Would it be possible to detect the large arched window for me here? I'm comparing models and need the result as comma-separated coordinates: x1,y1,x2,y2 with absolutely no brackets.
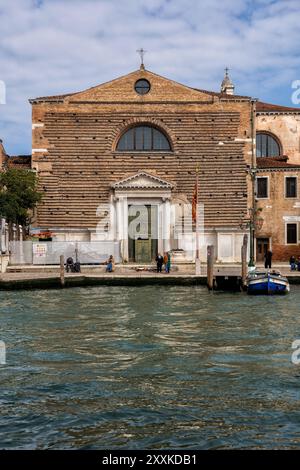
256,132,281,157
116,126,171,151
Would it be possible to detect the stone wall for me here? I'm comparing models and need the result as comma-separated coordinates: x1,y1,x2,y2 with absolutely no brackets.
256,169,300,261
257,113,300,164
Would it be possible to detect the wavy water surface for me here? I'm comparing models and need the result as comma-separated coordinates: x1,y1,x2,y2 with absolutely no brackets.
0,285,300,449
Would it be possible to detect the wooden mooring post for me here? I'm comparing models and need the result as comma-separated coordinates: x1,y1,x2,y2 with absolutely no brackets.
207,245,215,290
75,242,79,263
60,255,65,287
241,234,248,290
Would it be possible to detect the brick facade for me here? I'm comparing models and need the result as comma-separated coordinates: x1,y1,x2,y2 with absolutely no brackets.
30,69,253,234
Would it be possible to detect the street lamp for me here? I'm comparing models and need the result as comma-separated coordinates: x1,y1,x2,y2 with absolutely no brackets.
239,207,263,268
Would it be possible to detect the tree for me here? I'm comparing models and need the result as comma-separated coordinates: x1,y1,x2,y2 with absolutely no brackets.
0,169,42,225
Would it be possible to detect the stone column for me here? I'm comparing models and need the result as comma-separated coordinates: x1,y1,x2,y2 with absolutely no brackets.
18,225,23,242
117,196,128,262
163,198,171,252
157,202,163,254
0,218,5,253
12,224,17,241
122,197,129,262
109,196,116,242
115,197,121,241
5,223,9,255
19,224,24,264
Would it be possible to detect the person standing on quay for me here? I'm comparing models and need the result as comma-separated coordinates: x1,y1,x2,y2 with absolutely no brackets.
165,252,171,274
264,250,272,269
290,255,296,271
156,253,163,273
163,252,168,272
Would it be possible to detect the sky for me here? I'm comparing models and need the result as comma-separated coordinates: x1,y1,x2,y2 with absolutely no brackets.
1,0,300,155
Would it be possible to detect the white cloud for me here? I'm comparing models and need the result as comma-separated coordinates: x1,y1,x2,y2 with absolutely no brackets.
0,0,300,154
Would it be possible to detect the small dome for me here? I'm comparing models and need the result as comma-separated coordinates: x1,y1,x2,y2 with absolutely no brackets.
221,68,235,95
221,75,233,88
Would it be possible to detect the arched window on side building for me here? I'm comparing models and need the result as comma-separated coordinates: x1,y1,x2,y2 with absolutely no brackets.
256,132,281,157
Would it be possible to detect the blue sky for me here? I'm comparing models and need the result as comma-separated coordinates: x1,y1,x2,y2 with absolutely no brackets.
1,0,300,155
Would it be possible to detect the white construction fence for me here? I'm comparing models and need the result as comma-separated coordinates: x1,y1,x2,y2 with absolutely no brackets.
9,241,121,265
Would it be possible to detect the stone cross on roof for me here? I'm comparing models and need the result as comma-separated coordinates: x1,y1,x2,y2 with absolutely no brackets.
136,48,147,70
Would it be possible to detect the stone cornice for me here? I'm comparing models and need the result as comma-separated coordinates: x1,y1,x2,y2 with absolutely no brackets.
256,167,300,173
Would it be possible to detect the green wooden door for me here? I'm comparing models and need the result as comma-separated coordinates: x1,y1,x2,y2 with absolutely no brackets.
128,204,158,262
135,239,152,263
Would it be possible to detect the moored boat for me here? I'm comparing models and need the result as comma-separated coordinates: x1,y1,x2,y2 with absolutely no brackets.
247,270,290,295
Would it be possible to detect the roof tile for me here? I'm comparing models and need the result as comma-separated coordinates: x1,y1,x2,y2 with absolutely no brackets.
257,157,300,170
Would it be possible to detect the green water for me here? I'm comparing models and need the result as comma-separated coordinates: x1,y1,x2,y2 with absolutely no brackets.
0,285,300,449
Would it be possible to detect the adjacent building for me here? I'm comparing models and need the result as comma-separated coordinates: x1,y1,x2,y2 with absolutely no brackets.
0,139,31,171
256,102,300,261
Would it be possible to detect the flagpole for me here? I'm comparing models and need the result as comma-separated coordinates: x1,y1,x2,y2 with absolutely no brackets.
195,165,201,275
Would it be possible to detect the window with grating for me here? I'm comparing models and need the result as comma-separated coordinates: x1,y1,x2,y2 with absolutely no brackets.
117,126,171,151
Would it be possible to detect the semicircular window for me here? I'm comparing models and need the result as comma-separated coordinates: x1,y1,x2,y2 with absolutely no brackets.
117,126,171,151
256,132,280,157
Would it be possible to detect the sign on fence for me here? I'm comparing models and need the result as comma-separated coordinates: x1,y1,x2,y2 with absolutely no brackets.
33,243,47,257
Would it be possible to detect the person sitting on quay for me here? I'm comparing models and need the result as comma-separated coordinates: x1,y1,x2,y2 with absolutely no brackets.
156,253,163,273
297,256,300,272
106,255,115,273
66,257,75,273
65,257,81,273
290,255,297,271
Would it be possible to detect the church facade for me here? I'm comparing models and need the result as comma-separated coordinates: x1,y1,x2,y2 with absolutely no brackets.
28,66,300,263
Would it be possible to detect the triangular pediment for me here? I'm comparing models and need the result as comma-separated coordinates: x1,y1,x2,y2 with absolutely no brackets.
68,69,214,103
31,69,216,103
112,171,174,190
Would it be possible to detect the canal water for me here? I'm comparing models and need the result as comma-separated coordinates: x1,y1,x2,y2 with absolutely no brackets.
0,285,300,449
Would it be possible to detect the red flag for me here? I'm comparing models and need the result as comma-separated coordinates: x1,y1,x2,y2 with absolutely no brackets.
192,180,197,224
